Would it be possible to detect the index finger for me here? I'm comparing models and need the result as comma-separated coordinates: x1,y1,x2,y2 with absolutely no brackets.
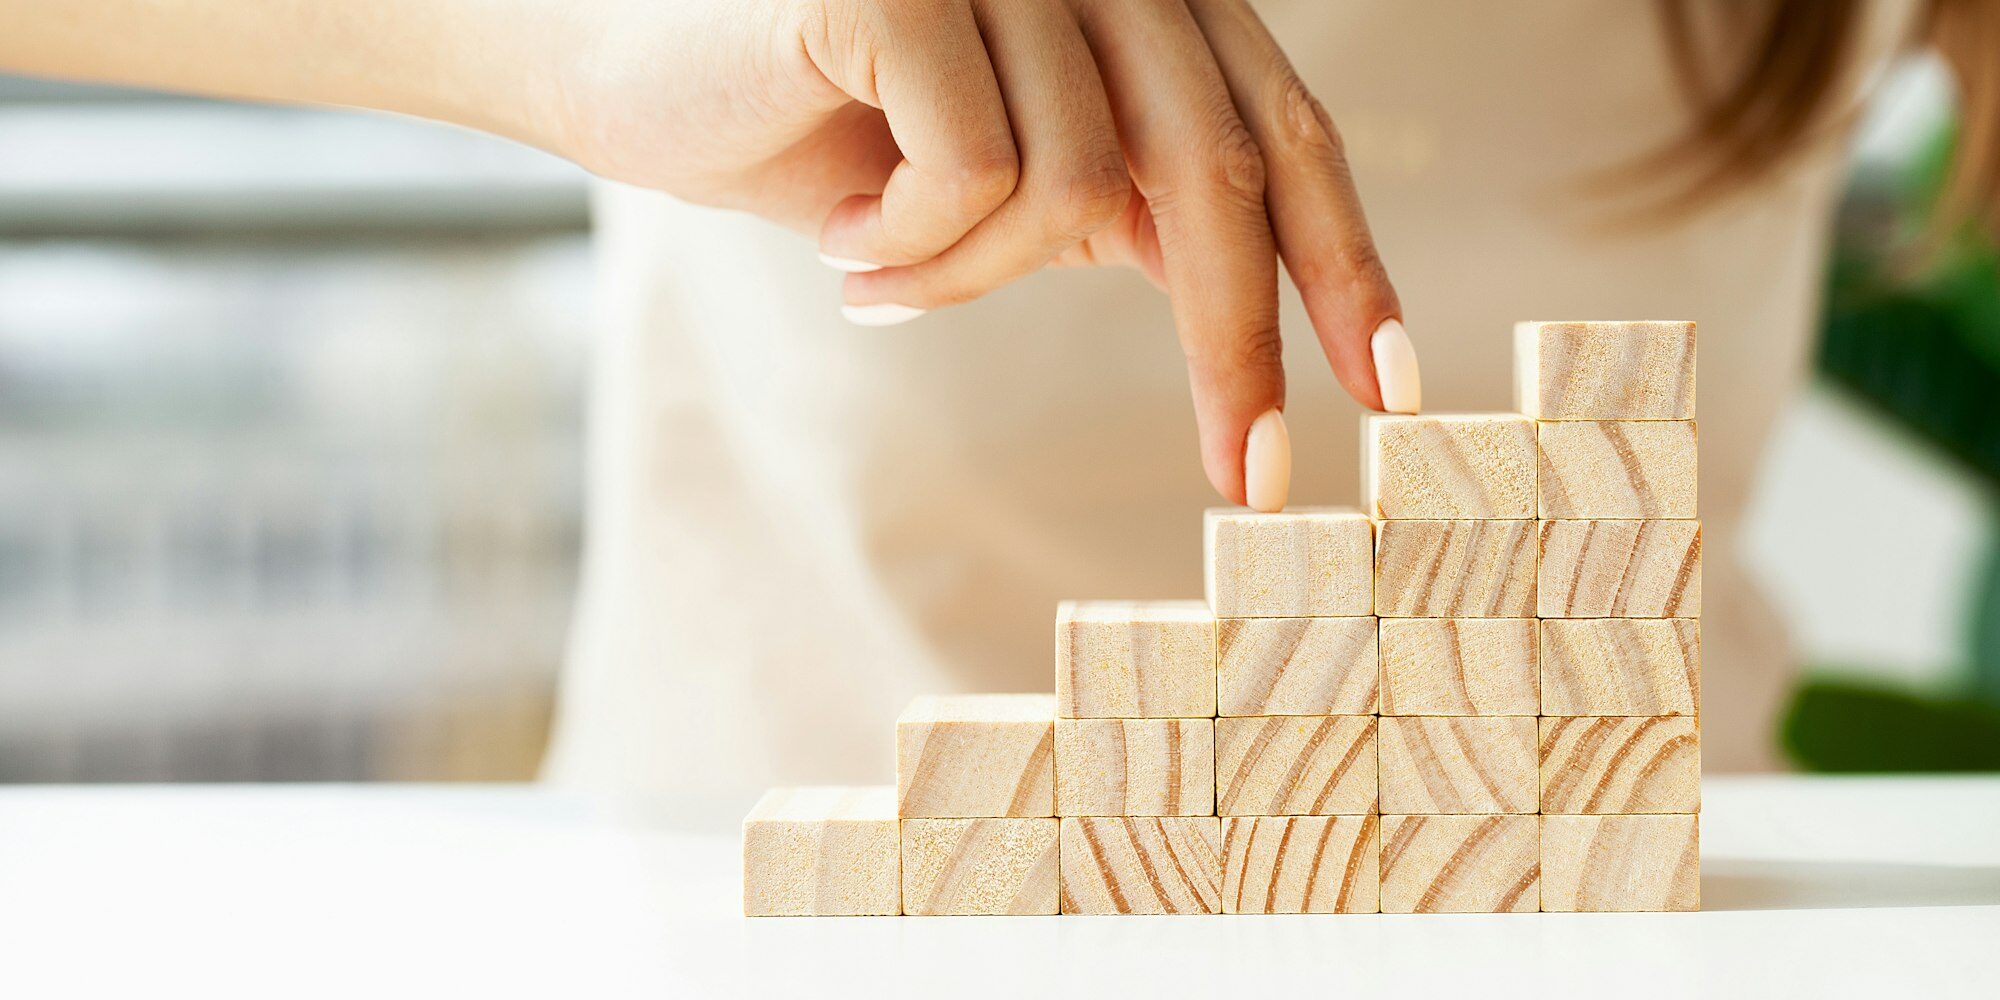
1184,0,1420,413
1074,0,1287,509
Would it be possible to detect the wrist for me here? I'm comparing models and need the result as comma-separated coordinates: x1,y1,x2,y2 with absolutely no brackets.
415,1,592,157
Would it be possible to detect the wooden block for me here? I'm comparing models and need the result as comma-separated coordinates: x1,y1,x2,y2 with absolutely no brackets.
900,818,1060,915
1378,618,1538,715
1055,718,1215,816
1215,715,1377,816
1056,600,1215,718
1379,814,1540,913
1221,816,1380,914
1377,716,1538,814
1363,413,1537,519
1541,619,1699,715
1541,814,1700,912
1537,421,1698,519
1375,519,1537,617
1204,507,1373,617
1059,817,1223,914
742,786,900,916
1540,716,1701,814
1514,320,1696,420
1217,616,1378,716
1538,519,1701,617
896,694,1055,818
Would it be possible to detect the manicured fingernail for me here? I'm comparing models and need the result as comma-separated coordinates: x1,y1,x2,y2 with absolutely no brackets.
819,253,883,273
841,303,926,327
1243,408,1291,513
1371,318,1422,413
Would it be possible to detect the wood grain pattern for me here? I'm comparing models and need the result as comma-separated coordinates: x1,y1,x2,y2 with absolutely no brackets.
1537,421,1698,519
1378,814,1540,913
1217,616,1378,716
1377,716,1538,814
1055,718,1215,817
1056,600,1216,718
1221,816,1380,913
743,786,901,916
1540,716,1701,814
1538,519,1701,617
1514,320,1695,420
1059,817,1223,914
897,694,1055,818
1215,715,1378,816
1541,814,1700,912
1364,413,1538,519
1205,507,1374,617
901,818,1060,916
1541,619,1700,716
1378,618,1538,715
1375,519,1537,618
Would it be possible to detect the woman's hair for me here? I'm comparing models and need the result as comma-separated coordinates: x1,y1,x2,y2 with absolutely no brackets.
1635,0,1999,233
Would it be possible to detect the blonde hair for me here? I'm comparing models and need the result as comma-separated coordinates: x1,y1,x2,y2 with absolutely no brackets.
1628,0,2000,234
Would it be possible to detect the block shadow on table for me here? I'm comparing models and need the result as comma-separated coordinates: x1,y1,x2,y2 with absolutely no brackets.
1703,858,2000,910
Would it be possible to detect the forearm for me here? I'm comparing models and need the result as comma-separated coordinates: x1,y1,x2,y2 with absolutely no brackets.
0,0,576,148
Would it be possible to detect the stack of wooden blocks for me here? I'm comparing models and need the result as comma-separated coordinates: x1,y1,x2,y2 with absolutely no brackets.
744,321,1700,917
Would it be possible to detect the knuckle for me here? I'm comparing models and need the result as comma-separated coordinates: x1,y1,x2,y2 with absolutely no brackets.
944,149,1021,213
1274,74,1345,160
1293,236,1395,310
1199,116,1267,202
1045,157,1132,239
1193,317,1285,383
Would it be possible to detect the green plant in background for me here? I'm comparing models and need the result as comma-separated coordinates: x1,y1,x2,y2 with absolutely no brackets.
1788,123,2000,770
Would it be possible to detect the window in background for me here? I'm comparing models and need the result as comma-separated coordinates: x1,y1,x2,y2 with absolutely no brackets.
0,79,591,780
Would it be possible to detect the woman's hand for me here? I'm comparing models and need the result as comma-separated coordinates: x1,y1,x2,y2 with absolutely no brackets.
0,0,1421,511
550,0,1421,510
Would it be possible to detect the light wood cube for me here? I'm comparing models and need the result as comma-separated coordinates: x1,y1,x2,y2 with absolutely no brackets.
1379,814,1540,913
1217,616,1378,716
1215,715,1377,816
1378,618,1538,715
1056,600,1215,718
743,786,901,916
1378,716,1538,814
1541,619,1699,715
1060,817,1223,914
1541,814,1700,912
1204,507,1374,617
1055,718,1215,816
1537,421,1698,519
1363,413,1537,519
1514,320,1696,420
901,818,1060,916
1375,519,1537,617
897,694,1055,818
1541,716,1701,814
1538,519,1701,617
1222,816,1381,913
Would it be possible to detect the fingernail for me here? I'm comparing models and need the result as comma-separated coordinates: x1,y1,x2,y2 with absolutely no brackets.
1243,408,1291,513
841,303,926,327
820,253,883,273
1370,318,1422,413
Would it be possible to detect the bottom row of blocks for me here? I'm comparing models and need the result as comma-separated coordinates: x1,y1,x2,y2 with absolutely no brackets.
744,789,1699,915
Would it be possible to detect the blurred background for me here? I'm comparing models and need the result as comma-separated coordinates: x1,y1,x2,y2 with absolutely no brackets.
0,77,589,780
2,50,1997,783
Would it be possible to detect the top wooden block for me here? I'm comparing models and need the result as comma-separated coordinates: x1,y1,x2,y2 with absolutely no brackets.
1205,507,1373,617
1056,600,1216,717
1363,413,1536,519
1514,321,1696,420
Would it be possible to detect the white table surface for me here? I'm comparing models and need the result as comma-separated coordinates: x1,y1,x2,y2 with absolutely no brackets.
4,777,1998,999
